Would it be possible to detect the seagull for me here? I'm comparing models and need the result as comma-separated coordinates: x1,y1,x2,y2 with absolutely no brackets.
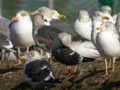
30,7,77,37
21,50,61,89
0,33,16,61
74,10,92,40
31,13,63,51
52,32,99,75
91,11,104,46
92,20,120,75
9,10,35,64
58,33,101,58
100,5,115,23
115,13,120,33
0,12,11,61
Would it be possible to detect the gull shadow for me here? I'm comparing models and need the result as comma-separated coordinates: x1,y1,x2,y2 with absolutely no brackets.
99,80,120,90
0,67,22,75
12,81,57,90
66,69,105,89
11,81,31,90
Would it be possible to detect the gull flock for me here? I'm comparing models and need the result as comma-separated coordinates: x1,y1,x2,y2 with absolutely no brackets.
0,5,120,89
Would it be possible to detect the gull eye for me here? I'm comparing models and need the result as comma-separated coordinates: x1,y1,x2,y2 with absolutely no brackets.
44,19,48,22
96,14,99,16
105,25,108,28
21,13,27,16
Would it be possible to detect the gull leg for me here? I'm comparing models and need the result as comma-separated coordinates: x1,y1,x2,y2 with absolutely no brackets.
105,59,108,75
1,49,5,61
39,49,43,55
108,59,111,68
74,65,78,72
67,66,72,76
112,58,115,72
17,47,21,64
26,46,30,54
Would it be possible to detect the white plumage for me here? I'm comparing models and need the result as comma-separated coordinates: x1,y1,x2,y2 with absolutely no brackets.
74,10,92,40
9,10,35,49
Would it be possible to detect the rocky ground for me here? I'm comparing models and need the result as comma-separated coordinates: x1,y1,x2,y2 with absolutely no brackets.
0,58,120,90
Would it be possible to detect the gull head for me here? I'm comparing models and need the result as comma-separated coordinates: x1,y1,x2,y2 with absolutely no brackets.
12,10,30,21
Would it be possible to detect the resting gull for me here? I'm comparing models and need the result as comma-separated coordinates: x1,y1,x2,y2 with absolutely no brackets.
52,32,98,75
21,50,61,89
74,10,92,40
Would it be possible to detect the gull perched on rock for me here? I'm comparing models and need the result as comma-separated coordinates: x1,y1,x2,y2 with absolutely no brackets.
9,10,35,64
74,10,92,40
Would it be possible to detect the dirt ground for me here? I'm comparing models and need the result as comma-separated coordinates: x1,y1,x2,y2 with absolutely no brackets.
0,58,120,90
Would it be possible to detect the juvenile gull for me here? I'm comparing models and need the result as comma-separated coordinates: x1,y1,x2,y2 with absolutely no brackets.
22,50,60,89
52,32,99,75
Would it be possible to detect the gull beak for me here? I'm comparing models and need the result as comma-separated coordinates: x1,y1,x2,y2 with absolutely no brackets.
109,10,116,14
12,17,19,21
29,12,35,16
58,14,66,19
103,16,110,20
17,56,25,60
96,27,103,30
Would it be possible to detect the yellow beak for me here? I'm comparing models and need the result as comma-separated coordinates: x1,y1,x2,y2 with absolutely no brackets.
58,14,66,19
12,17,19,21
96,27,103,30
29,12,35,16
17,56,25,60
103,16,110,20
109,10,116,14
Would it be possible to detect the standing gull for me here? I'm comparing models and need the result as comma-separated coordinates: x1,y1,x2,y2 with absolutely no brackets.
0,33,15,62
0,12,11,61
92,20,120,75
9,10,35,64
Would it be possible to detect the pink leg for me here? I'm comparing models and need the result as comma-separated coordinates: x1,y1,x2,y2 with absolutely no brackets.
1,49,5,61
